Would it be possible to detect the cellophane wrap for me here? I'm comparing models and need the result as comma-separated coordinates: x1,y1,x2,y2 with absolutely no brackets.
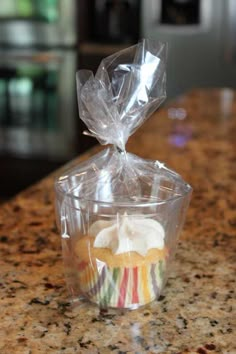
75,39,167,202
55,39,192,309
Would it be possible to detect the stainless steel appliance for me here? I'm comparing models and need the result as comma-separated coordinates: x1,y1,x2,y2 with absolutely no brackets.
0,0,81,198
0,0,76,47
0,49,77,159
141,0,236,99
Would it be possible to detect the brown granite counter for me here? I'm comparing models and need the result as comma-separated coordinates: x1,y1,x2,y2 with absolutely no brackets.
0,89,235,354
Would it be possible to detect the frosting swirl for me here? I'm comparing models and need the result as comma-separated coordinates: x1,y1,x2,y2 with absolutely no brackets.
90,214,165,257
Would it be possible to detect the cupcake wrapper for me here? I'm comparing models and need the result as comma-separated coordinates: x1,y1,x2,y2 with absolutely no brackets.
77,259,166,308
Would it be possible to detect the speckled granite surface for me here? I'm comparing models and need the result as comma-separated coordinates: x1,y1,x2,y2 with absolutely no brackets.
0,89,235,354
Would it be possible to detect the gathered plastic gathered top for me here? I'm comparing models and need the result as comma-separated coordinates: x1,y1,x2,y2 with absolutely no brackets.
66,39,171,204
77,39,167,151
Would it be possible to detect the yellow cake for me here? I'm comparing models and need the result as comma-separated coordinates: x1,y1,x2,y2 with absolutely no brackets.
75,234,168,308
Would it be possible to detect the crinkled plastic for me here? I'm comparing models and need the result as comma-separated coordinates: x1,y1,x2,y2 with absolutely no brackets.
74,39,168,202
55,39,192,310
77,39,167,151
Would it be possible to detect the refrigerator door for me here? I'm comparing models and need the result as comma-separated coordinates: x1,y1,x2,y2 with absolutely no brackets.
141,0,236,99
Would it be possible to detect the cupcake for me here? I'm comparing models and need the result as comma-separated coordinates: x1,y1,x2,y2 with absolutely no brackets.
75,214,168,308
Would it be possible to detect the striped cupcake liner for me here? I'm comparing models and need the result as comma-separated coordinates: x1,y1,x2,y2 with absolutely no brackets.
77,259,166,308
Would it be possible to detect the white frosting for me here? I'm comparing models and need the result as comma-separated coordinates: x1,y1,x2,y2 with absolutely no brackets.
90,214,165,257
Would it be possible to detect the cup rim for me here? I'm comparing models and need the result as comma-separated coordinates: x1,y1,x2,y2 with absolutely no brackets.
55,179,192,208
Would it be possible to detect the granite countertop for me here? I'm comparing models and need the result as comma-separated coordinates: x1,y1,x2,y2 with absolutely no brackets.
0,89,235,354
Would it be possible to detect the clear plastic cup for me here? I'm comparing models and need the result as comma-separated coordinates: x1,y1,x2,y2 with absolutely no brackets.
55,166,192,310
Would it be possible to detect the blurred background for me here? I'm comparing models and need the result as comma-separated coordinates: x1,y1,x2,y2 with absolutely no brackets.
0,0,235,200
